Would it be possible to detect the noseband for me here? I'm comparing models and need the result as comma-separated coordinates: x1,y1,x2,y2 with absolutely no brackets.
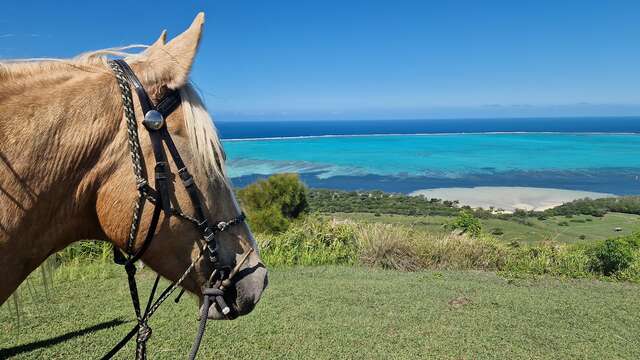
102,59,248,360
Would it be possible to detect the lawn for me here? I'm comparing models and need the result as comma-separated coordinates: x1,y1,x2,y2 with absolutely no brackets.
2,266,639,359
328,212,640,244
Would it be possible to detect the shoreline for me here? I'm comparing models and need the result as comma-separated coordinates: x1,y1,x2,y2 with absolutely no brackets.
409,186,615,212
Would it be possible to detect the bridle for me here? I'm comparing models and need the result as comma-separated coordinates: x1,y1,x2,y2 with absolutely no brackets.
102,59,250,360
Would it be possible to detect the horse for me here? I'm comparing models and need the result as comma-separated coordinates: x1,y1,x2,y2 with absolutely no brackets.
0,11,268,329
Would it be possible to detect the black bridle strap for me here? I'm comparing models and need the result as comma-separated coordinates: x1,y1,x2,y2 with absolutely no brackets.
105,59,249,360
149,132,172,214
112,59,154,114
129,202,162,264
113,59,172,214
156,90,181,117
161,128,205,218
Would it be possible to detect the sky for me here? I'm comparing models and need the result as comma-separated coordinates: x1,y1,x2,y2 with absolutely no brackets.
2,1,640,121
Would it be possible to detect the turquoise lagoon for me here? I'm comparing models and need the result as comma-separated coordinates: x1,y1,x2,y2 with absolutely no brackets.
222,133,640,195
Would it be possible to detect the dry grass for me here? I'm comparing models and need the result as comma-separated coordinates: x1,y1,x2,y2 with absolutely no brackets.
413,232,507,271
354,222,507,272
355,223,421,271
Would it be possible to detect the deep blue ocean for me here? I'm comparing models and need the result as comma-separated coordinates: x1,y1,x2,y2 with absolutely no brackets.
216,118,640,195
217,117,639,139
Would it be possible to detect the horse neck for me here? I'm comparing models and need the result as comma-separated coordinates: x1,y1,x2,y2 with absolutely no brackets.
0,63,123,303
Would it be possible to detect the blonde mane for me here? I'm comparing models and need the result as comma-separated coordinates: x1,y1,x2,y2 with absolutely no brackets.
179,84,228,183
0,46,228,184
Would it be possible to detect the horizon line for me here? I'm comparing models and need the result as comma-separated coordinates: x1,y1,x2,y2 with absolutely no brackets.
222,131,640,142
215,114,640,123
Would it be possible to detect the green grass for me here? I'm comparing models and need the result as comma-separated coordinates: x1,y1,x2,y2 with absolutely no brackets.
328,212,640,244
2,266,639,359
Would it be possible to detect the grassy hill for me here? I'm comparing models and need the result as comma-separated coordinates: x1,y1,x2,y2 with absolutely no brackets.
328,211,640,244
2,266,639,359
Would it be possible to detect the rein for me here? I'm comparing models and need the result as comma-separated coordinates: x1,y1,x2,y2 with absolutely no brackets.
102,59,248,360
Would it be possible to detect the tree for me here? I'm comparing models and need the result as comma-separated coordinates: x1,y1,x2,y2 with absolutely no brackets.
237,173,309,233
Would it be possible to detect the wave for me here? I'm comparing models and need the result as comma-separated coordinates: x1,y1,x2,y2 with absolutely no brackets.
221,131,640,142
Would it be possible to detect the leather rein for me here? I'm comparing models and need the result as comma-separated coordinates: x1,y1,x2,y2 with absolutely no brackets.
102,59,249,360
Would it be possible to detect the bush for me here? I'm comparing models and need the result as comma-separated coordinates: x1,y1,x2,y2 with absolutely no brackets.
588,233,640,276
414,233,507,271
356,223,421,271
445,210,483,237
503,242,590,278
257,217,357,266
55,241,112,264
238,173,309,233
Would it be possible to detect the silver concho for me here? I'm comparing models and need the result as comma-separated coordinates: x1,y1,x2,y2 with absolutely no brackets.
143,110,165,130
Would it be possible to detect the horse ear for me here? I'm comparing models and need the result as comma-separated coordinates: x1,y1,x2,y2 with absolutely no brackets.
149,30,167,48
139,12,204,89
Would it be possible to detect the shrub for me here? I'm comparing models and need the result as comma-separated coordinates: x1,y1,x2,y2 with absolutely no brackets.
238,173,309,233
257,217,357,266
56,240,112,264
445,210,483,237
414,232,507,271
615,251,640,281
356,223,421,271
503,241,590,278
588,233,640,276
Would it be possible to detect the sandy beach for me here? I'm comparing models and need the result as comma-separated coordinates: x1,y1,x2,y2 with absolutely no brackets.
410,186,615,212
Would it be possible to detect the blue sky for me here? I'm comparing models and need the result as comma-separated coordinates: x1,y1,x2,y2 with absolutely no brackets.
2,1,640,121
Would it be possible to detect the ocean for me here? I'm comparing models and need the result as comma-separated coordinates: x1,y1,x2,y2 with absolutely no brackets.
216,118,640,195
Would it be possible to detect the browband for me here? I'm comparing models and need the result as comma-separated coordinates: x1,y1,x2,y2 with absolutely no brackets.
112,59,181,117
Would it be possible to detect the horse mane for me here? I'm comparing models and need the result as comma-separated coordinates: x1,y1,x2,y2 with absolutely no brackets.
178,84,228,183
0,46,228,184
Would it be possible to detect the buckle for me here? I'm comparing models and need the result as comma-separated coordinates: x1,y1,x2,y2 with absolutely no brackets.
202,223,216,243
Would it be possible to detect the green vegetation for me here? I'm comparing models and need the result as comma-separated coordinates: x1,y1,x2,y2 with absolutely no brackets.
444,210,483,237
330,211,640,244
237,173,308,233
309,188,640,229
258,217,357,266
547,196,640,217
309,189,460,216
250,214,640,282
588,233,640,279
2,267,639,359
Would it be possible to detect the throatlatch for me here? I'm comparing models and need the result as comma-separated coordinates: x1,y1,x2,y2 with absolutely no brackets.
103,59,249,360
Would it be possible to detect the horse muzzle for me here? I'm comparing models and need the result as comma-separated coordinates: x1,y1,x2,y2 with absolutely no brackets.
202,259,268,320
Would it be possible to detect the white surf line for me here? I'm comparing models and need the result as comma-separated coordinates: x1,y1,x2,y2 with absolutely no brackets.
221,131,640,142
